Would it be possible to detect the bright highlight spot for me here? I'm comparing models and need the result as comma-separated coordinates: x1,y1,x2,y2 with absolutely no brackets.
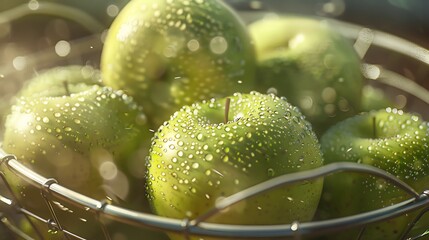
55,40,71,57
187,39,200,51
12,56,27,71
99,161,118,180
106,4,120,17
28,0,40,10
289,33,305,49
210,36,228,55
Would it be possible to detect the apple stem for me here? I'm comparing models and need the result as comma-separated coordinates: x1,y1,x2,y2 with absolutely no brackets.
224,97,231,124
372,116,377,138
63,81,70,96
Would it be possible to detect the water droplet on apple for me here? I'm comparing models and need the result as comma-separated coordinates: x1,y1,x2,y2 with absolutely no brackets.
205,154,213,161
267,168,275,177
196,133,204,141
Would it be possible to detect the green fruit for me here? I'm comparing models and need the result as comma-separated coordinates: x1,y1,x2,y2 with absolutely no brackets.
2,65,150,238
16,65,102,98
319,108,429,239
146,91,323,240
101,0,256,129
249,16,364,135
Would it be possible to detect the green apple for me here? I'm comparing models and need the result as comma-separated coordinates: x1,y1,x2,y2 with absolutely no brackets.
2,65,150,238
249,16,364,135
2,65,102,138
101,0,256,129
146,91,324,240
318,108,429,239
16,65,102,98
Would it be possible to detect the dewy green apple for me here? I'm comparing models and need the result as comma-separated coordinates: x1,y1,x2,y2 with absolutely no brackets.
16,65,102,98
2,65,151,238
4,65,151,199
146,91,324,240
319,108,429,239
249,16,364,135
101,0,256,129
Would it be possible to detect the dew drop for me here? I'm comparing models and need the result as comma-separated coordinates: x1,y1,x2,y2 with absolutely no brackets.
205,154,213,161
197,133,204,140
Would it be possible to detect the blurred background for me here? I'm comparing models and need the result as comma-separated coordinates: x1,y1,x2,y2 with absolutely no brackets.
227,0,429,48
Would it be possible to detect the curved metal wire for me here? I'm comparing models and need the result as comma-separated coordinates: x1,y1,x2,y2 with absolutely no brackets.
1,149,429,239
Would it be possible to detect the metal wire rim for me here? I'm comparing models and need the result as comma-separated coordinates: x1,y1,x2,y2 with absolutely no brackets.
1,148,429,239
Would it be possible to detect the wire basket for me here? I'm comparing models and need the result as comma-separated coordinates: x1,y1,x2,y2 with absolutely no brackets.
0,1,429,240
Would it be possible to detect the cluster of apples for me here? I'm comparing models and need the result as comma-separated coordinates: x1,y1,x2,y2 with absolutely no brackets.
1,0,429,239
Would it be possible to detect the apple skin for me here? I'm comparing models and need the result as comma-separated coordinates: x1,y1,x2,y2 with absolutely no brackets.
318,108,429,239
16,65,102,98
249,16,364,135
1,65,150,239
146,91,324,240
101,0,256,129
